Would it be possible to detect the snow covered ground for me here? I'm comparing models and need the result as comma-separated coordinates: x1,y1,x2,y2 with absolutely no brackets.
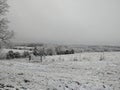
0,52,120,90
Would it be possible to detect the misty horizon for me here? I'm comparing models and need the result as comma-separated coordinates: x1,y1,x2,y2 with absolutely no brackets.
8,0,120,45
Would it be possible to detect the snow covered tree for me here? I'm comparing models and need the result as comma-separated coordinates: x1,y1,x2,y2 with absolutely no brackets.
0,0,14,48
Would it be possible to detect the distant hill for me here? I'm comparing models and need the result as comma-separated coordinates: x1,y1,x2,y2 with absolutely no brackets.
13,42,120,53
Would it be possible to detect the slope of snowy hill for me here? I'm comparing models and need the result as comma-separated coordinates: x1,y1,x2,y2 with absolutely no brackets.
0,52,120,90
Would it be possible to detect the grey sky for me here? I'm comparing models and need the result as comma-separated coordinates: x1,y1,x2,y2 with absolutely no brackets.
8,0,120,45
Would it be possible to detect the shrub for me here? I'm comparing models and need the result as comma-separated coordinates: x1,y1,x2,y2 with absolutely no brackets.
65,50,69,54
46,49,53,55
33,47,39,56
14,52,21,58
6,51,14,59
70,49,74,54
23,51,29,58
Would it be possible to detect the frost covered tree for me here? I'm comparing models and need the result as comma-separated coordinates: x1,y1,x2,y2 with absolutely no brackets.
0,0,14,48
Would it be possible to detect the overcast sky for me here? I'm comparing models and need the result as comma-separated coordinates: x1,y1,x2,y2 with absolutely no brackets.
8,0,120,45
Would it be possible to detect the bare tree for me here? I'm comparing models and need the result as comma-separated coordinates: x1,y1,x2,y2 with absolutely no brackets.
0,0,14,48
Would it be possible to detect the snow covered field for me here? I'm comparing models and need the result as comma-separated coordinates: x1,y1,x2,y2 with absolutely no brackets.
0,52,120,90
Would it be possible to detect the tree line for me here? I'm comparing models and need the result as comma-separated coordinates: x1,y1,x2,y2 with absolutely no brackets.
6,46,75,60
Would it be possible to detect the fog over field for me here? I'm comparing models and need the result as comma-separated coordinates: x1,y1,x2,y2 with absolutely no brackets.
8,0,120,45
